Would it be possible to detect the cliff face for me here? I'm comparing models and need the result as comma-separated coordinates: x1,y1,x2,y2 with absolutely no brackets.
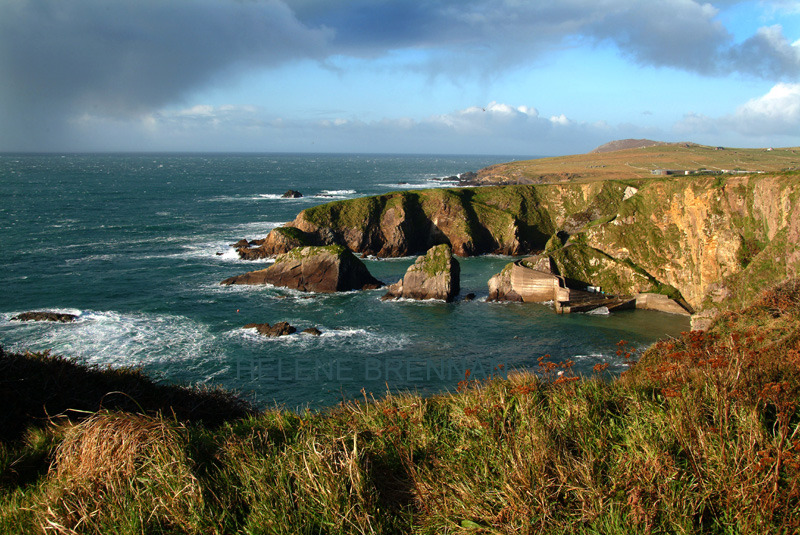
573,174,800,310
239,173,800,313
246,187,555,258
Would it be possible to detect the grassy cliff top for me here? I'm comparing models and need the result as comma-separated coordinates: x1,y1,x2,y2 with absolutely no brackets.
476,142,800,184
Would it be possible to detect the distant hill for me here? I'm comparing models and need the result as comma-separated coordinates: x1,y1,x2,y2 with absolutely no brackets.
468,142,800,185
590,139,669,153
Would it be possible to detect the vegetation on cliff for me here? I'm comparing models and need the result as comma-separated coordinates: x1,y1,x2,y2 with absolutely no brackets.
246,185,554,258
3,280,800,533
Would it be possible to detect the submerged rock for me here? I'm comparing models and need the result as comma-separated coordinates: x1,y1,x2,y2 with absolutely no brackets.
11,311,78,323
383,244,460,302
301,327,323,336
244,322,296,337
222,245,383,293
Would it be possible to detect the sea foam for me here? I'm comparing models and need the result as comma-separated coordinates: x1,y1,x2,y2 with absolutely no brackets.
1,309,220,370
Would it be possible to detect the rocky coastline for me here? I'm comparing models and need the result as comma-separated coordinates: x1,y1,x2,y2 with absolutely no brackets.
222,168,800,326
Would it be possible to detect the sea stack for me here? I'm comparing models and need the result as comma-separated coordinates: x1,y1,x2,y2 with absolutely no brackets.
221,245,383,293
383,244,460,302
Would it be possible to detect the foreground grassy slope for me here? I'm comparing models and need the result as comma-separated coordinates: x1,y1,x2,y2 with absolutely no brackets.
475,143,800,184
3,280,800,534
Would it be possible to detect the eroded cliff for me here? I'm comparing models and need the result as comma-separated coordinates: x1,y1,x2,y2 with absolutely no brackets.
240,187,555,258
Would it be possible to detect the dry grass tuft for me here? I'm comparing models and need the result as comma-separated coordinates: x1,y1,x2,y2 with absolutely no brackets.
41,411,203,534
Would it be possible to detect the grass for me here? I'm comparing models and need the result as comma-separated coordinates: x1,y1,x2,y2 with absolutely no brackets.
414,243,453,277
3,280,800,533
478,144,800,184
41,412,203,534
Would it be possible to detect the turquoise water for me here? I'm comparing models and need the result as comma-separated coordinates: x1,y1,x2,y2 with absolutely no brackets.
0,153,689,408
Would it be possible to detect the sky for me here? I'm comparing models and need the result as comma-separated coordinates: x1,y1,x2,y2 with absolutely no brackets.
1,0,799,156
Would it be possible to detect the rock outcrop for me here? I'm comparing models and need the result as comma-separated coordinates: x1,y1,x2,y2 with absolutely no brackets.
222,245,383,293
11,311,78,323
487,263,522,302
486,256,644,314
244,322,296,337
635,293,692,316
236,227,312,260
282,190,303,198
383,244,460,302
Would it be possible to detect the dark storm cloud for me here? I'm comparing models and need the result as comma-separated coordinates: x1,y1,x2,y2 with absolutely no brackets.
1,0,798,150
728,25,800,78
288,0,800,78
0,0,330,148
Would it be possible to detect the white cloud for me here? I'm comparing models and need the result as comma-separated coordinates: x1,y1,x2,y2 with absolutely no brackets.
736,82,800,131
765,1,800,14
549,114,572,126
675,82,800,140
67,100,618,154
4,0,800,152
177,105,215,117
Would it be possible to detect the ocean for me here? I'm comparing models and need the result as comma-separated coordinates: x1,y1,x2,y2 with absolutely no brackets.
0,153,689,409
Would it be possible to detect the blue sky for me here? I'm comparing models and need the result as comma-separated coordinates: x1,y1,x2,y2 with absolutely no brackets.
1,0,799,156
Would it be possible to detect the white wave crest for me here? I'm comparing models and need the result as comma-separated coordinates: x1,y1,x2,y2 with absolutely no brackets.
313,189,357,199
378,179,459,190
230,325,409,354
1,309,221,369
